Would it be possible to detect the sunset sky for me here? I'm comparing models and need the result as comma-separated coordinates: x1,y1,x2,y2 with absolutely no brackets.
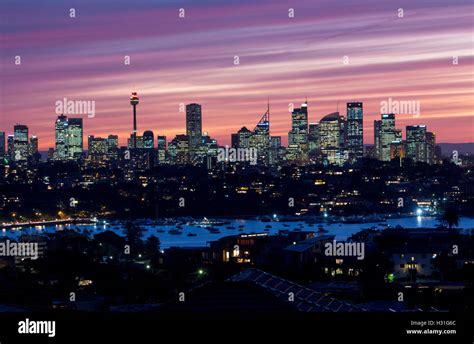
0,0,473,149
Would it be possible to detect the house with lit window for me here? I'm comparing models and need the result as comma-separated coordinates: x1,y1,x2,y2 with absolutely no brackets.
388,245,440,281
208,231,315,265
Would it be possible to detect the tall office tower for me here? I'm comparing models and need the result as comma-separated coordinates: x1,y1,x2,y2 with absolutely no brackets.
406,125,427,163
55,114,69,160
7,135,14,159
106,135,119,159
319,112,347,165
200,132,219,161
136,136,144,148
378,114,398,161
308,123,320,151
66,118,83,160
128,136,144,148
339,116,347,150
29,136,39,163
390,141,405,160
130,91,140,148
157,135,167,163
198,132,217,159
268,136,282,165
231,127,252,149
0,131,5,159
288,101,309,159
251,103,271,165
107,135,118,150
186,103,202,158
143,130,154,149
13,124,29,161
168,134,189,164
374,120,382,159
14,124,28,142
29,136,38,155
142,130,155,168
88,135,108,161
346,102,363,161
426,132,436,164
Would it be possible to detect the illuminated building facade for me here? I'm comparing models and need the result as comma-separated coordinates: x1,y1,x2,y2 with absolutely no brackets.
406,125,427,163
186,103,202,158
288,101,309,160
319,112,347,165
13,124,29,162
346,102,363,161
157,135,167,163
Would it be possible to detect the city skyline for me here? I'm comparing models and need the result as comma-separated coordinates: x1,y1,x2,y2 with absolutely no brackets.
0,96,445,168
0,1,473,337
0,96,461,152
1,0,473,150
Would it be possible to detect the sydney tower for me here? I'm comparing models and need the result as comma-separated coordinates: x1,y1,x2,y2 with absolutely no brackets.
130,91,139,148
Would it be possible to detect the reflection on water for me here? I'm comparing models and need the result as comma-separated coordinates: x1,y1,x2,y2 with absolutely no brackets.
2,216,474,249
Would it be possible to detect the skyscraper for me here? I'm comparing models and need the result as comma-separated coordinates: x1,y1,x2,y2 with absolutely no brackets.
377,114,400,161
319,112,347,165
390,141,405,160
251,104,270,165
346,102,363,161
308,123,320,151
157,135,167,163
29,136,38,155
143,130,154,149
374,120,382,160
231,127,252,149
169,134,189,164
186,103,202,158
54,115,83,160
288,101,309,160
88,135,108,161
200,132,219,161
13,124,28,142
107,135,119,149
67,118,83,160
54,115,68,160
29,136,39,163
128,136,144,149
7,135,14,160
406,125,427,163
426,131,436,164
130,91,140,148
269,136,282,165
13,124,29,161
106,135,119,160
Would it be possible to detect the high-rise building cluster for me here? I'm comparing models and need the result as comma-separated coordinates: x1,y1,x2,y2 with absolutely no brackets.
0,124,39,164
374,115,438,164
0,94,442,169
53,115,83,160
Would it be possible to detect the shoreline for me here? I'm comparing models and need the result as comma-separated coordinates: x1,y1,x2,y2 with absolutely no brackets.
1,218,98,230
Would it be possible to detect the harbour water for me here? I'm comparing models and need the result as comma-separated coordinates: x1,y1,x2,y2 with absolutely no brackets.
3,216,474,249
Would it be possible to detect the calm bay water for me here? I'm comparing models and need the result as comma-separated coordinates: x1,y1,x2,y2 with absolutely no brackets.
3,216,474,249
